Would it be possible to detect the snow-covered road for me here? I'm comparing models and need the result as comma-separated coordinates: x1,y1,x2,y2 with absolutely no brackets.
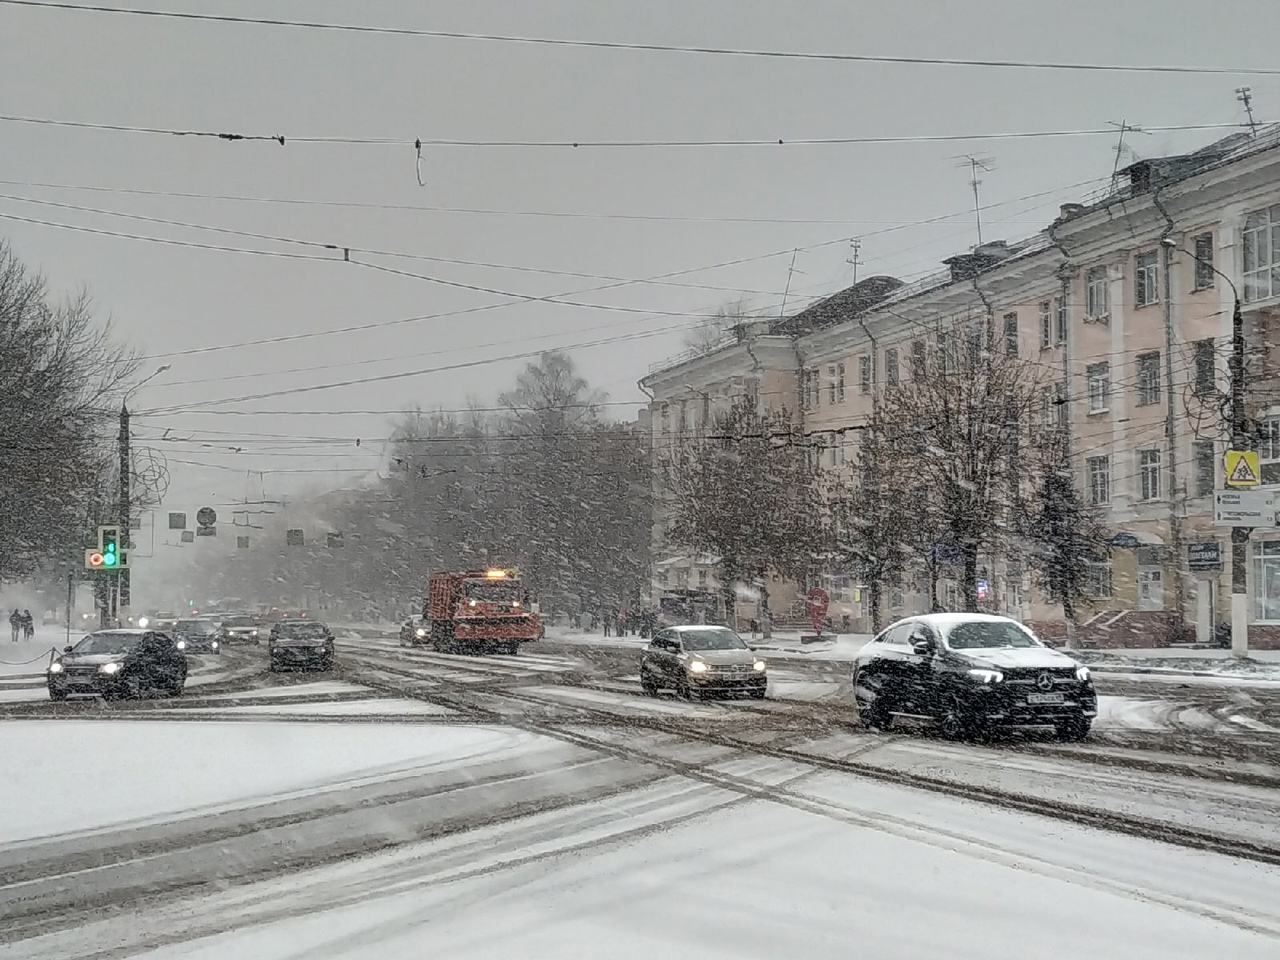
6,716,1279,959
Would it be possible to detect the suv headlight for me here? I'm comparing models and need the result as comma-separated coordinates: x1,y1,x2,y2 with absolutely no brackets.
753,660,766,672
176,640,186,651
98,662,122,675
687,660,709,674
966,668,1004,684
48,661,64,674
415,627,427,637
1075,666,1091,682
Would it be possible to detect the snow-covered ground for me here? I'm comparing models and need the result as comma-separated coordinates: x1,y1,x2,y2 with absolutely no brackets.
0,631,63,678
9,715,1280,959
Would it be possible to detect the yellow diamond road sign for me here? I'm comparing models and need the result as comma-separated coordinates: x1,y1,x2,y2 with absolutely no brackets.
1225,450,1260,487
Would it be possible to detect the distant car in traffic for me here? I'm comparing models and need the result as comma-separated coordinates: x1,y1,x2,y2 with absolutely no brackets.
640,625,767,700
268,619,335,672
399,615,429,646
852,613,1096,741
220,614,263,645
170,618,223,655
47,629,187,700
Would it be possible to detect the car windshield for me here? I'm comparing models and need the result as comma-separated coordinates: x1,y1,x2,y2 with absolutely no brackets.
276,622,329,639
175,620,218,635
73,632,140,655
464,580,523,603
945,621,1041,650
678,628,747,651
223,616,256,627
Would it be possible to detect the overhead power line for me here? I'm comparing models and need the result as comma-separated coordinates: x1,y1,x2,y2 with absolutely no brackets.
5,1,1280,77
0,113,1252,149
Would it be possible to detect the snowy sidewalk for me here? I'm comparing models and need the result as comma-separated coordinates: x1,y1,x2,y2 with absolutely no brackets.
0,631,65,680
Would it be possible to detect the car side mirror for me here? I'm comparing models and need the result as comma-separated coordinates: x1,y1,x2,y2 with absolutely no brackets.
912,639,934,657
63,644,73,653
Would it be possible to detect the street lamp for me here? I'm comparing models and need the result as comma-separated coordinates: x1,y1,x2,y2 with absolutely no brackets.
128,363,171,398
1163,237,1250,658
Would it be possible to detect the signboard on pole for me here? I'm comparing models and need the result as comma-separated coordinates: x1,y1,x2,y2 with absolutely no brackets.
1188,541,1223,573
168,512,187,530
196,507,217,527
1213,490,1276,527
180,530,195,543
1225,450,1260,487
237,536,250,549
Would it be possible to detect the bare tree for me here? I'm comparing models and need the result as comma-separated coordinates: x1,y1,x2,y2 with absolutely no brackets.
875,319,1048,611
665,400,826,624
683,299,759,356
0,241,139,584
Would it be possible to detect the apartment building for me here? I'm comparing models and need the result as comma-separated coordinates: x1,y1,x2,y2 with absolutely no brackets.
642,124,1280,647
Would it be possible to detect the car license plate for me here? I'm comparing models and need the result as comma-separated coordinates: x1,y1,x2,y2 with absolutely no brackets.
1027,692,1064,704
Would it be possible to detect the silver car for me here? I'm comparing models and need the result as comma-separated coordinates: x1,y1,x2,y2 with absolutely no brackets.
640,625,767,700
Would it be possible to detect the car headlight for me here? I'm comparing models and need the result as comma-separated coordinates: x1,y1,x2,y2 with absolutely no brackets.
251,629,259,637
687,660,709,674
48,661,64,674
211,641,219,649
468,599,478,607
1075,666,1091,682
98,662,122,675
176,640,186,650
967,668,1004,684
415,628,427,637
753,660,766,672
137,617,149,628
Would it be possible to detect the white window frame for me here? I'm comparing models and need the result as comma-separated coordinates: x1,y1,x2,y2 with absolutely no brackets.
859,354,873,393
1193,440,1215,497
1086,455,1110,505
827,364,838,405
1038,301,1052,349
1259,416,1280,485
1135,251,1160,308
1139,448,1162,501
1136,351,1161,406
1243,204,1280,303
1254,540,1280,621
1087,362,1110,413
1086,267,1110,320
1193,339,1216,396
1003,312,1019,356
911,340,927,379
1087,561,1112,600
836,362,846,402
1054,296,1067,344
884,348,899,387
1193,232,1215,291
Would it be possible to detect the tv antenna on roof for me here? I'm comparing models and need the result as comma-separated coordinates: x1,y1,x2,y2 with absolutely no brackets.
954,155,995,245
1237,87,1259,136
1108,119,1150,188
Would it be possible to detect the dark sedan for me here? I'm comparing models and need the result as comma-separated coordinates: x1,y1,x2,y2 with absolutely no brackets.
47,629,187,700
852,613,1097,741
171,618,223,655
268,620,335,672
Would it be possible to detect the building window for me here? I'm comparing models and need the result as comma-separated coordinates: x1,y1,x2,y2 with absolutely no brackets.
1086,266,1109,320
659,402,669,436
1192,232,1215,291
911,339,927,379
1087,362,1110,413
830,434,846,468
1193,339,1215,396
1193,440,1215,497
1003,312,1019,356
678,400,688,433
1055,296,1067,344
940,332,957,375
1254,541,1280,620
859,354,873,393
1038,301,1052,349
1088,561,1113,600
698,568,708,588
1086,456,1110,505
836,362,846,402
1135,251,1160,307
884,348,899,387
827,364,838,405
1243,204,1280,302
1136,351,1161,406
700,394,710,426
1259,417,1280,484
1139,449,1162,501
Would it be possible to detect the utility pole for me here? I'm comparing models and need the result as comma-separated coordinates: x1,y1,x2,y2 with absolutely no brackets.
1167,238,1250,657
118,402,131,625
1160,239,1186,639
847,239,863,287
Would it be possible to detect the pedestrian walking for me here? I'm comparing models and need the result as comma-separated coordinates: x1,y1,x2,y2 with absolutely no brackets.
21,609,35,640
602,610,613,637
8,609,19,643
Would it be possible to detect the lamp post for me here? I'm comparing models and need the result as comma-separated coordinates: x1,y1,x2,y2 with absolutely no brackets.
1164,238,1249,658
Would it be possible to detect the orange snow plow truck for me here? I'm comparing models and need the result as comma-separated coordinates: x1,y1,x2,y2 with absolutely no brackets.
424,568,542,654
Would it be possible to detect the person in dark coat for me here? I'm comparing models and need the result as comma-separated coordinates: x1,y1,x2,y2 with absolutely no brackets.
8,609,19,643
20,609,35,640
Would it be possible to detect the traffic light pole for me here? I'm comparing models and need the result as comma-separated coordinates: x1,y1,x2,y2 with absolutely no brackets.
118,402,131,624
1228,294,1251,659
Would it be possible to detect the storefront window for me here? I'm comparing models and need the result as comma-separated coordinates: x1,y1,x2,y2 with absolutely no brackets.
1253,541,1280,621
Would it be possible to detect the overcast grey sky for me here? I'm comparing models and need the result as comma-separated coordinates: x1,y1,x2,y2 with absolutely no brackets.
3,0,1278,515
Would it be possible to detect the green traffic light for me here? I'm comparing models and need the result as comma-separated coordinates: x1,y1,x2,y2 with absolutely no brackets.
102,552,117,567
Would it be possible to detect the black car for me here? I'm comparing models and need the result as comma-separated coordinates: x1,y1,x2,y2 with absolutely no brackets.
852,614,1097,741
268,620,335,672
171,618,223,655
640,625,768,699
47,629,188,700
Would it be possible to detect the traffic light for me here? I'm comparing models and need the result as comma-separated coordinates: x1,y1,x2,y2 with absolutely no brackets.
85,525,129,570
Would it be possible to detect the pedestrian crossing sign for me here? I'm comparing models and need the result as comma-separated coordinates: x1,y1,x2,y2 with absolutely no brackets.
1225,449,1260,487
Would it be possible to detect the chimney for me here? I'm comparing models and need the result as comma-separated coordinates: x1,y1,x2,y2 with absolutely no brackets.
943,241,1013,282
1058,202,1086,221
